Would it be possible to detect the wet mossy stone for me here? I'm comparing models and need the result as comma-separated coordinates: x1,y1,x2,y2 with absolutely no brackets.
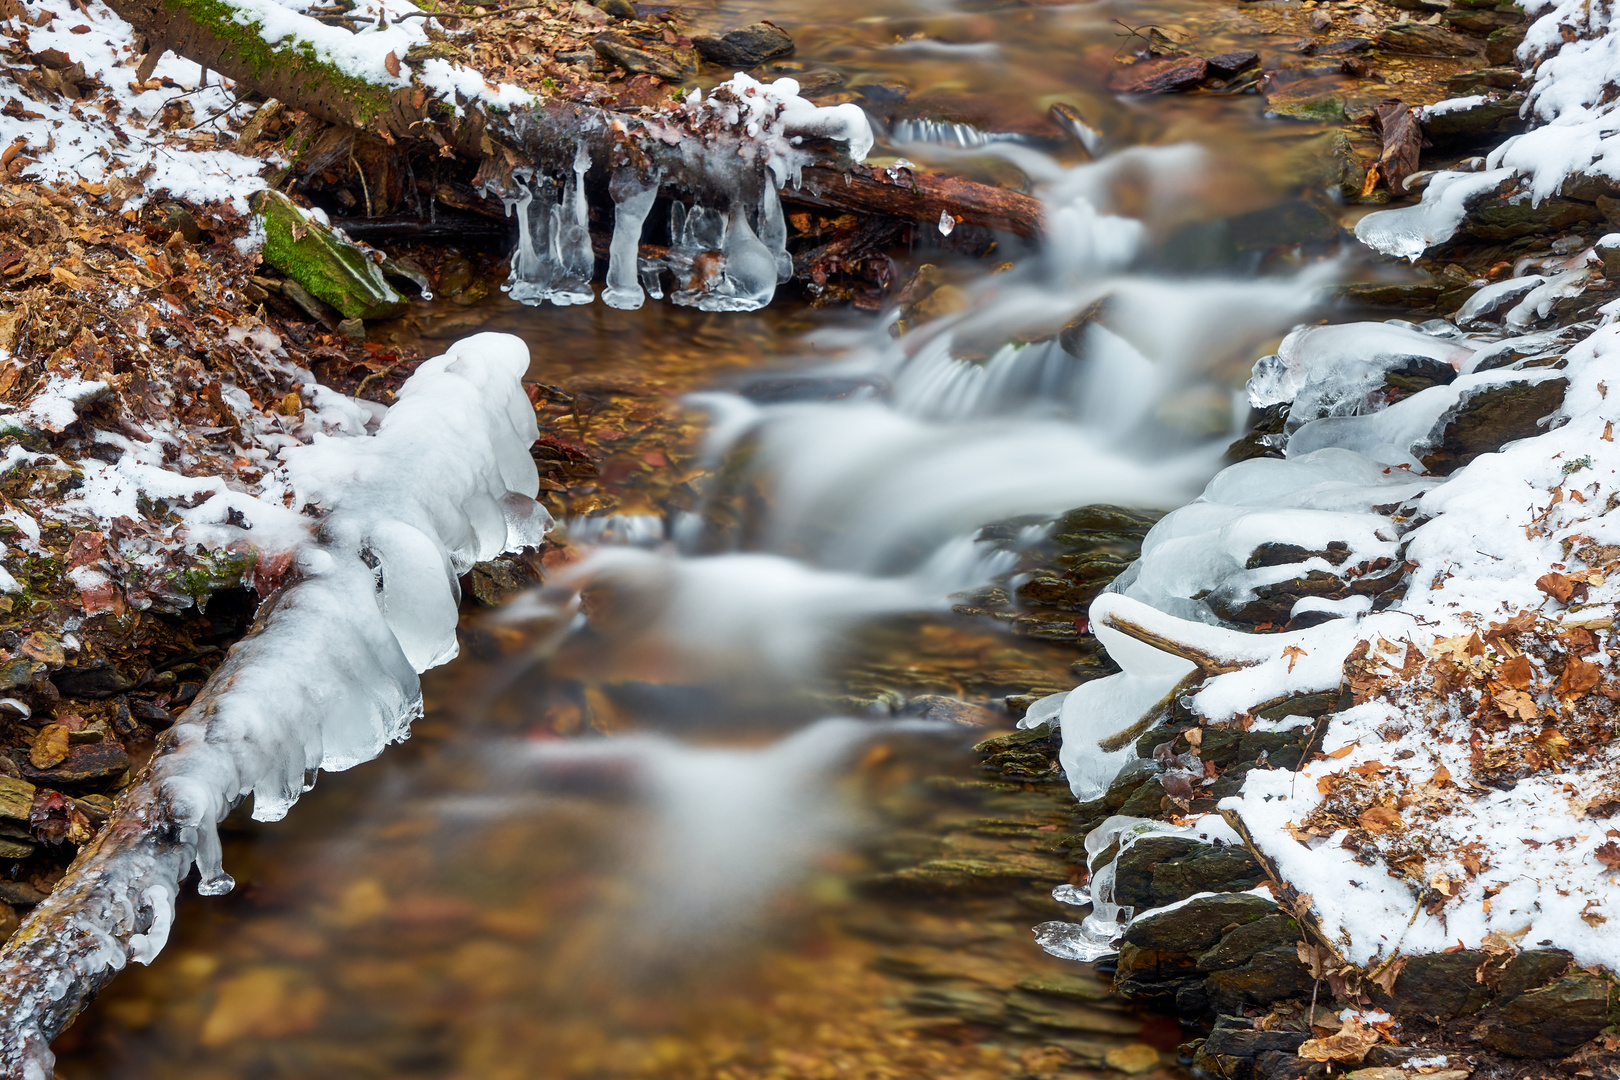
251,190,406,322
1117,772,1171,819
1114,942,1200,1006
1479,970,1613,1057
17,741,130,785
1420,377,1568,476
1205,944,1316,1012
51,659,132,699
1378,22,1480,56
1123,892,1277,953
1422,93,1528,148
1149,844,1266,908
1496,948,1572,1000
1486,23,1526,65
1196,913,1299,971
1199,1017,1309,1060
1464,195,1604,241
1385,950,1494,1020
1016,971,1112,1002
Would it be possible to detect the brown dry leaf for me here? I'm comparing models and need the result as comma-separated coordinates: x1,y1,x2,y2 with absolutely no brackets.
1537,571,1577,603
1557,655,1602,698
1359,806,1402,834
1605,420,1614,442
1430,763,1453,787
29,724,69,769
1494,689,1539,720
1497,654,1533,688
384,50,401,77
1298,1016,1380,1063
1596,841,1620,869
1367,954,1407,995
1282,644,1307,673
1582,899,1607,927
1326,743,1358,759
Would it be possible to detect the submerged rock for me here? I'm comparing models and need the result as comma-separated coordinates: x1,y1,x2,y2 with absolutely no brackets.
691,23,794,68
1107,56,1208,95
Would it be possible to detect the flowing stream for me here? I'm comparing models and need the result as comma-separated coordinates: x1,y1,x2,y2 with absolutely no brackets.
50,0,1392,1076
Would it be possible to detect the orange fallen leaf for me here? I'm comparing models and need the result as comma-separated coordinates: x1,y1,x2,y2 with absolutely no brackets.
1557,656,1602,698
1359,806,1402,834
29,725,68,769
1497,654,1533,688
1298,1016,1380,1063
1282,644,1307,673
1537,571,1577,603
384,50,402,77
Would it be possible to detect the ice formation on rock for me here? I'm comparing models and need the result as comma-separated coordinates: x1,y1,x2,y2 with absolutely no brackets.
0,334,547,1077
498,75,872,312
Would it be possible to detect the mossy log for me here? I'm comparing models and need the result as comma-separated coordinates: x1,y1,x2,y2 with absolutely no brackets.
105,0,1042,239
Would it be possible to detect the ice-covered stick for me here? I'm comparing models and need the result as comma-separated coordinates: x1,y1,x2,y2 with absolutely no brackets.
0,334,550,1080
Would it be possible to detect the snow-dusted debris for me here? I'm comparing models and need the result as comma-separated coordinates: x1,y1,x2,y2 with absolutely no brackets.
0,333,547,1077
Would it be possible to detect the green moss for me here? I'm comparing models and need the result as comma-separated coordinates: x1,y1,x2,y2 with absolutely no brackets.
252,189,407,320
166,0,398,126
165,549,255,600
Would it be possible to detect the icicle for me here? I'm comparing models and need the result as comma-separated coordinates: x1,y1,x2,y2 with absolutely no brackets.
502,174,561,306
758,177,792,284
552,145,596,305
604,168,661,311
638,257,666,300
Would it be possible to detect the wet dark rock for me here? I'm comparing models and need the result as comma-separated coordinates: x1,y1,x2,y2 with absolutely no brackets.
1224,404,1287,465
1478,970,1613,1057
50,659,132,699
1378,22,1479,56
691,22,794,68
1485,24,1526,66
903,985,1007,1026
1206,51,1259,78
909,695,1001,727
739,376,887,403
591,31,693,80
1015,971,1112,1002
1205,945,1316,1013
468,558,537,607
1444,6,1522,35
1113,837,1266,909
1446,66,1523,95
1247,541,1350,570
1423,93,1528,147
1106,56,1208,95
1196,914,1298,971
1420,377,1569,475
1497,948,1572,1000
1384,950,1494,1020
1338,280,1442,308
1227,199,1338,250
1122,892,1277,953
593,0,636,18
18,741,130,785
1263,83,1345,122
1465,195,1603,241
0,881,47,907
0,658,44,693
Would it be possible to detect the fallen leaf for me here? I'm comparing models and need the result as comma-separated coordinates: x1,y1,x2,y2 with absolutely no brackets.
1494,689,1539,720
1537,571,1577,603
1282,644,1307,673
29,725,68,769
1326,743,1358,759
1596,841,1620,869
384,50,401,77
1298,1016,1380,1063
1497,654,1533,688
1557,656,1602,698
1359,805,1402,833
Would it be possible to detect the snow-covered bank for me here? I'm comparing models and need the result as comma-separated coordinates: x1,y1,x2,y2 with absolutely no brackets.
0,333,547,1077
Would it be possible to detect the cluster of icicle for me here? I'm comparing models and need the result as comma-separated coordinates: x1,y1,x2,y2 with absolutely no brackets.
499,75,873,313
0,333,549,1079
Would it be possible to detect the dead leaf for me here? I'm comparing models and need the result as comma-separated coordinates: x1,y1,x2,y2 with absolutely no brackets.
1359,805,1402,833
1282,644,1307,673
1557,656,1602,698
1537,571,1577,603
1494,689,1539,720
1326,743,1358,759
384,50,401,77
1497,654,1533,688
1596,841,1620,869
1298,1016,1380,1063
29,725,69,769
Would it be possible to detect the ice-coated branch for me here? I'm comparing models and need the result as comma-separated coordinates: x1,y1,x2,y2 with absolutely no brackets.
0,334,550,1080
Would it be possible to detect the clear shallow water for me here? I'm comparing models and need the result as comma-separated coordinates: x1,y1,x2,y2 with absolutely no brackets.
49,0,1383,1075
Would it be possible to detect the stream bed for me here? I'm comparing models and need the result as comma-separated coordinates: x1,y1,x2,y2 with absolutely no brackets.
46,0,1484,1075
